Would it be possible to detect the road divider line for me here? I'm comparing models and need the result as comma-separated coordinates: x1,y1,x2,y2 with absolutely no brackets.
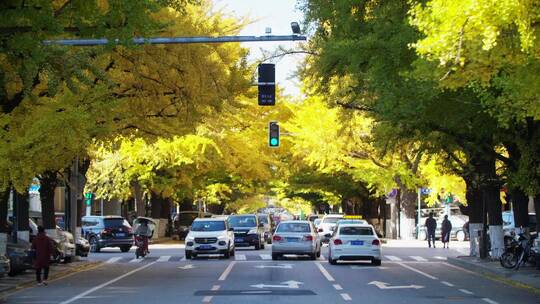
218,261,236,281
315,262,335,282
202,285,220,303
385,255,402,261
259,254,271,260
441,281,454,287
481,298,499,304
235,254,246,261
105,257,122,264
340,293,352,301
397,262,438,280
333,284,343,290
157,256,171,262
410,256,428,262
59,262,157,304
459,289,474,295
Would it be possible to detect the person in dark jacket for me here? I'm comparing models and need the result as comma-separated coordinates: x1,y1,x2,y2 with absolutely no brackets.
441,215,453,248
425,213,437,248
31,226,54,286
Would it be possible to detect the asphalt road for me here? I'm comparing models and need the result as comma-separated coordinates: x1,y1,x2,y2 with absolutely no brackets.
4,241,539,304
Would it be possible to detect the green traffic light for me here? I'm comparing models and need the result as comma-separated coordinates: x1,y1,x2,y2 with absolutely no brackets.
270,138,278,146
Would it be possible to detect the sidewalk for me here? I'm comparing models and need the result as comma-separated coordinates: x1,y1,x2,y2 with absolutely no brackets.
448,256,540,293
0,259,102,298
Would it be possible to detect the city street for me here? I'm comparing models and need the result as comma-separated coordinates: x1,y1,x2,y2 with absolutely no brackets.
4,241,538,304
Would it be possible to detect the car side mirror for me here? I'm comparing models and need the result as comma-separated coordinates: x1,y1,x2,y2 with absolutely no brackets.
324,233,332,238
228,227,234,231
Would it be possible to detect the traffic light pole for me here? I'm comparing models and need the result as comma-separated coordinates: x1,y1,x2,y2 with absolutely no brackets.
43,35,306,46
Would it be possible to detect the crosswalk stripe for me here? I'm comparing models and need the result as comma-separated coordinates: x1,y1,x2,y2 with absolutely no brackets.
259,254,271,260
410,256,428,262
157,256,171,262
434,256,447,260
105,257,123,264
129,258,144,263
235,254,246,261
385,255,402,261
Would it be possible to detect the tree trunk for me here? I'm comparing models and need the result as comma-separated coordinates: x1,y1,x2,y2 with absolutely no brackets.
399,187,417,240
132,181,145,217
150,192,163,219
535,195,540,234
39,171,58,230
465,176,482,257
0,187,10,256
15,191,30,242
510,188,529,232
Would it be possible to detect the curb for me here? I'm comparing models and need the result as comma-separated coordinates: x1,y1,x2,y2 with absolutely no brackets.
447,257,540,295
0,260,103,299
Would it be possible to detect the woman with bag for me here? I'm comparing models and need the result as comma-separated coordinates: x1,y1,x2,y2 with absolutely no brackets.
31,226,54,286
441,215,453,249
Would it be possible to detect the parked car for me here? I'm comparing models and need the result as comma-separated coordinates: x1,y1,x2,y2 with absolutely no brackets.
82,216,133,253
228,214,265,250
272,220,321,260
76,236,90,257
173,211,213,240
28,218,76,263
184,218,235,259
502,211,537,235
257,214,275,244
318,214,344,242
0,255,9,278
327,223,382,266
6,238,32,276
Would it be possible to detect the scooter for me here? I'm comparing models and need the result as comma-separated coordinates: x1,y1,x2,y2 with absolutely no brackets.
135,234,149,259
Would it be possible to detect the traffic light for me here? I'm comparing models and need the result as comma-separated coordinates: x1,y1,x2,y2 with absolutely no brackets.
269,121,279,147
258,63,275,106
84,192,93,206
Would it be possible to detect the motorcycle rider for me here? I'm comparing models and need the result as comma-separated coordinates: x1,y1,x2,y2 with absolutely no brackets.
134,221,152,255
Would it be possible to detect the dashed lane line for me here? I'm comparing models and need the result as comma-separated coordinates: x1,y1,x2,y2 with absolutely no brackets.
441,281,454,287
481,298,499,304
218,261,236,281
459,289,474,295
340,293,352,301
315,261,335,282
396,262,438,280
333,284,343,290
202,285,220,303
59,262,157,304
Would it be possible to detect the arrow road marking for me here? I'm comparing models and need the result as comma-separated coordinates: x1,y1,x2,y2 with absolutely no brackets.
255,264,293,269
251,281,303,289
177,264,195,270
369,281,424,290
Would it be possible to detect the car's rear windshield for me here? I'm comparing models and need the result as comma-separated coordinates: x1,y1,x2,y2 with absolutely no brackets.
277,223,311,233
340,227,373,236
228,216,257,228
258,215,269,224
104,218,130,228
323,217,341,224
176,213,198,226
191,221,226,232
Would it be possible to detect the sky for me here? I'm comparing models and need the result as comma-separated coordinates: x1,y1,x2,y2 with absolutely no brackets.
213,0,306,97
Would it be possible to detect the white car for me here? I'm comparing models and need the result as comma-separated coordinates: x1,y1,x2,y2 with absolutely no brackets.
185,218,235,259
327,223,382,266
318,214,344,241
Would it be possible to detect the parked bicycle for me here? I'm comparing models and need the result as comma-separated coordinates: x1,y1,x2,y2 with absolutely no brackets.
500,233,537,270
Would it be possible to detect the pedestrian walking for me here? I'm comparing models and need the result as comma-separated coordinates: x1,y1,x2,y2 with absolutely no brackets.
441,215,452,248
425,213,437,248
31,226,54,286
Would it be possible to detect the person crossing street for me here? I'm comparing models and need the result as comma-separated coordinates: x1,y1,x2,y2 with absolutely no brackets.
425,213,437,248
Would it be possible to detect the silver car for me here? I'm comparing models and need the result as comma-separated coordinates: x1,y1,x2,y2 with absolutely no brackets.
271,221,321,260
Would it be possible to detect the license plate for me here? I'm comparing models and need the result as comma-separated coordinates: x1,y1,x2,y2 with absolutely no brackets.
235,238,244,242
200,244,212,249
285,237,299,242
351,241,364,246
116,233,126,237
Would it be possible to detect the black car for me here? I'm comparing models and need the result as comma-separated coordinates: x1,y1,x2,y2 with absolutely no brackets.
82,216,133,252
6,239,32,276
228,214,265,250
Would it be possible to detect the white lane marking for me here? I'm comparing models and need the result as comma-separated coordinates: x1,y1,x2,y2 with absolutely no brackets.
180,256,187,261
218,261,236,281
259,254,271,260
105,257,122,264
202,285,220,303
369,281,424,290
59,262,157,304
482,298,499,304
459,289,474,295
385,255,402,261
434,256,447,260
129,258,143,263
340,293,352,301
235,254,246,261
442,262,476,275
441,281,454,287
315,262,335,282
333,284,343,290
397,262,438,280
410,256,428,262
157,256,171,262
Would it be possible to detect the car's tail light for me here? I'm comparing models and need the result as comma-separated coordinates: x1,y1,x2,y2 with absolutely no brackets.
333,239,342,245
304,235,313,241
273,235,282,242
372,239,380,246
